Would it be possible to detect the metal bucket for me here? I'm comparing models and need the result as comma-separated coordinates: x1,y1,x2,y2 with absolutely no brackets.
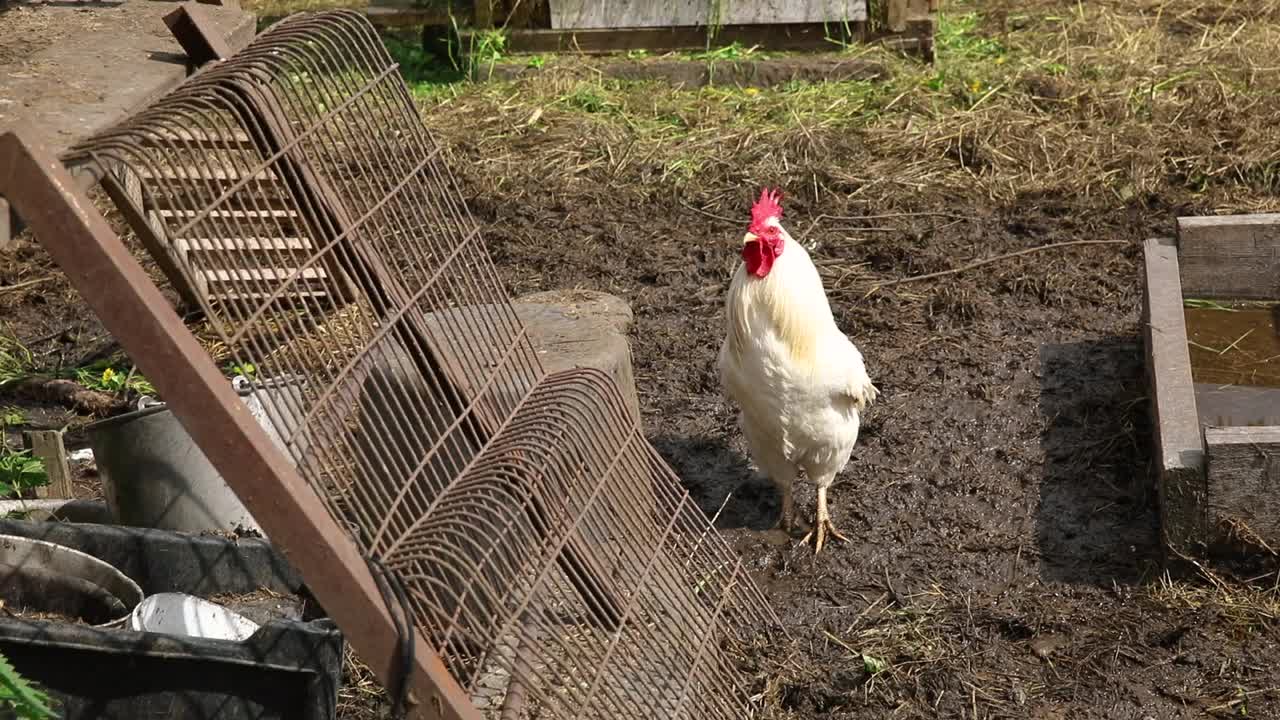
85,375,309,537
0,534,144,627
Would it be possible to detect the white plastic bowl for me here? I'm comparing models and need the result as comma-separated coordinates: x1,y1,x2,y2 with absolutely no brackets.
129,592,261,641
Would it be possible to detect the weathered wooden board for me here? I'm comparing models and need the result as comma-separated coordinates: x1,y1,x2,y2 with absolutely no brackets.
549,0,868,29
1177,213,1280,300
23,430,75,500
1142,237,1207,558
0,198,10,251
470,22,911,56
1205,426,1280,552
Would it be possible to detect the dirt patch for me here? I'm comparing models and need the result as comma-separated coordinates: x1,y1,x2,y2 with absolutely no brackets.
3,0,1280,717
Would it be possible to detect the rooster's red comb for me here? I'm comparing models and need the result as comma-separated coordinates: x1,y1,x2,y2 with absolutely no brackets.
750,187,784,230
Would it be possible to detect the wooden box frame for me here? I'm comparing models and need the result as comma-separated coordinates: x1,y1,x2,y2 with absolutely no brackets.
1144,214,1280,563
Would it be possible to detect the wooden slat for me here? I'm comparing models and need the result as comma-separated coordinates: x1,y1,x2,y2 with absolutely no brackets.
175,236,313,253
158,208,300,222
1205,426,1280,552
0,198,11,251
1142,237,1207,558
214,289,330,301
145,191,293,211
472,23,869,55
202,267,328,283
23,430,75,500
549,0,867,29
139,166,278,183
363,4,453,24
138,128,255,149
1177,213,1280,300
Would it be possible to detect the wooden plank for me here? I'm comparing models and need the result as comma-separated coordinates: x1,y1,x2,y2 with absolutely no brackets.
482,54,887,86
23,430,75,500
1177,213,1280,300
0,198,10,251
474,0,494,26
1205,426,1280,553
159,208,300,222
1142,237,1207,559
138,128,255,150
549,0,867,29
175,236,312,253
101,164,204,311
362,4,454,25
1194,383,1280,427
202,267,328,283
474,23,868,55
139,167,278,183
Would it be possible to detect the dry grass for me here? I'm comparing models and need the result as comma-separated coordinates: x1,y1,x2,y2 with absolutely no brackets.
419,0,1280,220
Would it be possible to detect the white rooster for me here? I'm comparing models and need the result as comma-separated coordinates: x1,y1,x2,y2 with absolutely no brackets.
717,188,878,553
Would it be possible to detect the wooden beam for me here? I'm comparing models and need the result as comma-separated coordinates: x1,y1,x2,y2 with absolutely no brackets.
548,0,867,29
473,0,494,27
1205,426,1280,553
1142,237,1207,560
466,22,868,55
1177,213,1280,300
0,198,11,251
23,430,75,500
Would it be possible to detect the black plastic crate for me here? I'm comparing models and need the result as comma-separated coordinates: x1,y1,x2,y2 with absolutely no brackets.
0,519,343,720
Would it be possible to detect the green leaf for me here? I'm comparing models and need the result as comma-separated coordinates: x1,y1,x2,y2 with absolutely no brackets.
862,654,888,675
0,650,58,719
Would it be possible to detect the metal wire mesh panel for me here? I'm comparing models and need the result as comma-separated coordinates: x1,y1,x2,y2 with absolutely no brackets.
59,10,779,718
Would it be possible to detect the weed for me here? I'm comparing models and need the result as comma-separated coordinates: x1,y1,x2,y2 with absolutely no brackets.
0,334,35,386
73,361,155,396
526,55,547,69
561,84,617,114
383,34,463,99
0,407,25,427
936,12,1006,60
0,651,57,720
0,448,47,498
688,41,758,62
226,361,258,379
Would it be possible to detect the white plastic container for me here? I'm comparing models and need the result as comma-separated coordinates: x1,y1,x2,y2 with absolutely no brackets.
129,592,261,641
0,534,143,628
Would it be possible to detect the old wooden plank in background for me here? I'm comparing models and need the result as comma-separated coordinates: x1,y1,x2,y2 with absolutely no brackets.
1205,426,1280,552
473,22,898,55
1177,213,1280,300
549,0,868,29
23,430,75,500
1142,237,1207,559
0,198,10,251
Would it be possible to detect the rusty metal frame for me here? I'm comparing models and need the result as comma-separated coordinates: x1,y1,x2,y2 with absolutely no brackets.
4,10,783,719
0,126,478,720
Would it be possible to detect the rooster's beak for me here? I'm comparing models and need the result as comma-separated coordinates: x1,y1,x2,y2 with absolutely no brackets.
741,232,758,245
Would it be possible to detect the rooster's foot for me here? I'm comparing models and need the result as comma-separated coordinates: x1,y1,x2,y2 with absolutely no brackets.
800,485,847,554
801,518,848,554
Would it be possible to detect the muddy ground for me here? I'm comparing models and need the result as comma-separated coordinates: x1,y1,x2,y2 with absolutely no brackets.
5,0,1280,717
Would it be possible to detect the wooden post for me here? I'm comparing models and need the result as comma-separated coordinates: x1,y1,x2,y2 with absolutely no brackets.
23,430,75,500
474,0,494,27
1142,237,1207,560
0,198,11,251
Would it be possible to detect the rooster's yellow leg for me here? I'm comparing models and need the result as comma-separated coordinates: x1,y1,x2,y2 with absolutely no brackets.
779,479,796,534
801,485,849,554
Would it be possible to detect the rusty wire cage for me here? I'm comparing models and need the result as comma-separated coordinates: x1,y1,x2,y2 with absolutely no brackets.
26,10,784,719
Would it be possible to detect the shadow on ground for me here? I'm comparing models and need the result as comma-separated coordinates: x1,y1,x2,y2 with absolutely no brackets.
1037,337,1159,587
651,434,779,531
